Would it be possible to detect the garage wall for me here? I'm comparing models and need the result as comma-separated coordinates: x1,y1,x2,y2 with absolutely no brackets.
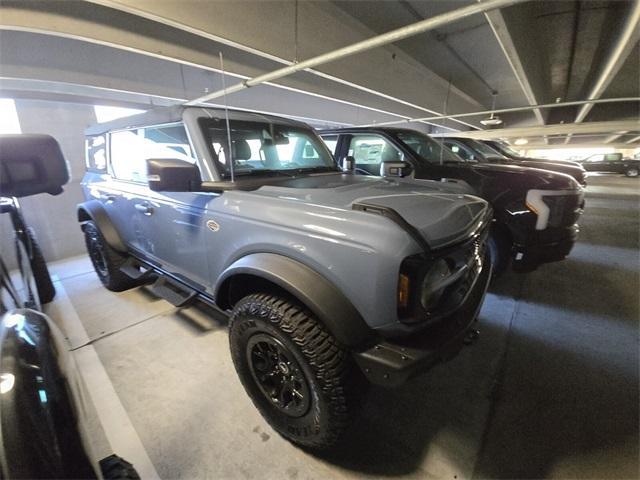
0,99,96,270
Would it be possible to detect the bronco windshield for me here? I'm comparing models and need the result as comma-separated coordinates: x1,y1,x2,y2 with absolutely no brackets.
393,131,469,164
200,118,338,178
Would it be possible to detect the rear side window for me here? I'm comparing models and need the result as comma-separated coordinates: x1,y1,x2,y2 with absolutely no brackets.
85,135,107,172
109,124,195,183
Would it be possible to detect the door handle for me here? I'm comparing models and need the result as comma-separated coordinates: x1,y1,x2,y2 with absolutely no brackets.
134,203,154,216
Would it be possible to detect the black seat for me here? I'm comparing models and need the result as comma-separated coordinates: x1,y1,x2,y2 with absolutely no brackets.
231,139,251,160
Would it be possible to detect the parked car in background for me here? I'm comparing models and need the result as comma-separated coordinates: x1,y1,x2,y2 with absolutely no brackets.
576,152,639,177
79,106,493,449
484,140,584,169
443,137,587,186
0,134,139,479
320,127,584,275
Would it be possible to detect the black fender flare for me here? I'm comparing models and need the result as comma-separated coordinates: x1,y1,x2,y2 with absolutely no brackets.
76,200,126,252
216,253,374,348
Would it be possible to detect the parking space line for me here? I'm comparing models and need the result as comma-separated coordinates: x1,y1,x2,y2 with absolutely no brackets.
47,279,160,479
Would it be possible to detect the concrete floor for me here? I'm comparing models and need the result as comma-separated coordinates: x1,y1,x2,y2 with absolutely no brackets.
44,175,639,479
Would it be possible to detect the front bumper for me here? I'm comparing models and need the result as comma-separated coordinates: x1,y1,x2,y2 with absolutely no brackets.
353,253,491,387
512,224,579,271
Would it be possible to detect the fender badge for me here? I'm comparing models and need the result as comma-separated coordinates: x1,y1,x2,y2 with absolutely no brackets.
206,220,220,232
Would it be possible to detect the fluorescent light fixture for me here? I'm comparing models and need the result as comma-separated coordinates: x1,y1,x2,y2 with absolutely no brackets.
480,115,502,126
514,138,528,146
94,105,146,123
0,99,22,134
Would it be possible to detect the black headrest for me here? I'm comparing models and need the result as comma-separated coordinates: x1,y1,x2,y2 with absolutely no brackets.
0,134,69,197
232,139,251,160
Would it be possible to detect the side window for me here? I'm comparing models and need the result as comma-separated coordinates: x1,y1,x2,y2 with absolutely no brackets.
587,154,604,162
604,154,619,161
85,135,107,172
348,135,404,175
444,141,474,161
110,124,195,182
321,135,338,155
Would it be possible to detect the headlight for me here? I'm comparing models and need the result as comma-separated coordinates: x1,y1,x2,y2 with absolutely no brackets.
420,259,452,310
525,189,580,230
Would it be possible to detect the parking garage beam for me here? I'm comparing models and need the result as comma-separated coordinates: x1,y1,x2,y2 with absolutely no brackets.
185,0,528,105
564,0,640,144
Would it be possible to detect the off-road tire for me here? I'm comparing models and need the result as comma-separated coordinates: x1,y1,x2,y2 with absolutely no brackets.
229,293,364,449
83,221,140,292
99,455,140,480
487,229,511,277
16,227,56,304
625,166,638,177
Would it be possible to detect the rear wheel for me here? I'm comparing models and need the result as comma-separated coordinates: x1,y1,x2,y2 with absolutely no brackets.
83,221,140,292
229,293,364,449
625,166,638,177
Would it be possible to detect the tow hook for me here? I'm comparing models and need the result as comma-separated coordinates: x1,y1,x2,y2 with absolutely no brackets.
463,329,480,345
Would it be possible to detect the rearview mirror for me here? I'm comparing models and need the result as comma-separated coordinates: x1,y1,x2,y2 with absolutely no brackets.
0,134,70,197
146,158,202,192
380,161,411,178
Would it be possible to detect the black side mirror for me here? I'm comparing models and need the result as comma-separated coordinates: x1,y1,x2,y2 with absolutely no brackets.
146,158,202,192
0,134,70,197
341,155,355,172
380,161,411,178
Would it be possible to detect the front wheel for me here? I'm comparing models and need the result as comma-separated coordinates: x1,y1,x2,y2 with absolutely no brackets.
625,166,638,177
487,229,511,277
229,293,364,449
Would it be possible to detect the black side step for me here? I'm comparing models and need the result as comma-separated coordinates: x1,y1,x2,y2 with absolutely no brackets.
120,257,155,281
151,276,197,307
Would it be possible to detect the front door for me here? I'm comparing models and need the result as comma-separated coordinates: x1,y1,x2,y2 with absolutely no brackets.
108,123,210,286
342,133,406,176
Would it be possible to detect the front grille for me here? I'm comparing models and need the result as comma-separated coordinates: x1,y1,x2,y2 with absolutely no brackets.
412,225,488,325
543,194,584,228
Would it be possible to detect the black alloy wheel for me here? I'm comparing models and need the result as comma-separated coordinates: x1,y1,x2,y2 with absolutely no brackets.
247,333,311,418
83,221,141,291
86,226,109,278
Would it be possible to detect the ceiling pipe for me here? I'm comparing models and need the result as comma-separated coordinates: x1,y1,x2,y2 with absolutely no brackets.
0,24,460,132
185,0,527,106
563,0,640,144
626,135,640,144
354,96,640,127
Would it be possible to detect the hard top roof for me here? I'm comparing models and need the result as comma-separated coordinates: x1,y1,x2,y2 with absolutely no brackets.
85,105,310,136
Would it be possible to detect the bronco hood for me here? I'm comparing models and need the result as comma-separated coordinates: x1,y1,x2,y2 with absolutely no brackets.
250,173,491,250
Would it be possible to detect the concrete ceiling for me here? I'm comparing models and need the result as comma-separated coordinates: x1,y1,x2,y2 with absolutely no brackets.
0,0,638,146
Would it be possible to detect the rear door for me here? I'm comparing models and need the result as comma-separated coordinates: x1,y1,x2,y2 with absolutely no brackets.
583,154,606,172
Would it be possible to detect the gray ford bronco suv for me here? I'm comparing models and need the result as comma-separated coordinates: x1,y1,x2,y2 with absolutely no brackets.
78,106,492,448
